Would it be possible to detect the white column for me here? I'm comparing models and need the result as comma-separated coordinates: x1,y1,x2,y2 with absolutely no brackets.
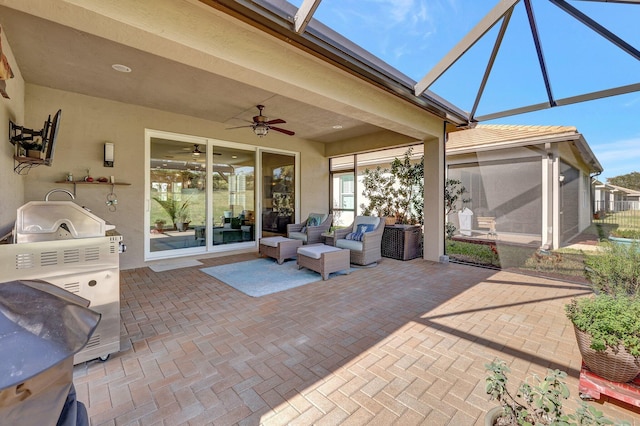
551,152,560,249
423,136,445,262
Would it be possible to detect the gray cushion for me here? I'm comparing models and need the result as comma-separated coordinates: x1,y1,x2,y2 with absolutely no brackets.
297,244,342,259
335,239,363,251
260,236,292,247
288,231,308,242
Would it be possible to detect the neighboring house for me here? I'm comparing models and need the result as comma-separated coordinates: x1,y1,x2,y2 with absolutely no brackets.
446,124,603,250
593,180,640,214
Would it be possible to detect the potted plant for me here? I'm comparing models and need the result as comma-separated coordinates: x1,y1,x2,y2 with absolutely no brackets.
485,359,620,425
565,295,640,383
20,141,43,158
153,197,191,230
564,241,640,383
154,219,166,233
175,214,191,232
359,148,423,225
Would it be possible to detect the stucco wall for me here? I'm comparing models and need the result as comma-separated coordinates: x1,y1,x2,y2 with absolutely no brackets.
0,30,25,238
22,84,329,269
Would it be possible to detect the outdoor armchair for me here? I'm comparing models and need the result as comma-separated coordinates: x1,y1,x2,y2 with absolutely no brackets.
287,213,333,245
333,216,385,266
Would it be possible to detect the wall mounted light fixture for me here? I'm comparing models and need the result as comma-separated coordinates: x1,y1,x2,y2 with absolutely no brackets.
104,142,114,167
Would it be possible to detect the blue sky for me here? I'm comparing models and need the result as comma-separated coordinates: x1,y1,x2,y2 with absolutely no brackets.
291,0,640,182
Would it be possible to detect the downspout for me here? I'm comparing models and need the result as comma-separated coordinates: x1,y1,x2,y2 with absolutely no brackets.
590,170,602,217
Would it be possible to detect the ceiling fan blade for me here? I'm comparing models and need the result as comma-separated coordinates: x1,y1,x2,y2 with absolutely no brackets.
266,118,286,125
270,126,295,136
225,125,253,130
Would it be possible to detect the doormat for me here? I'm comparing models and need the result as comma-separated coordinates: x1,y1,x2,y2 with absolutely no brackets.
200,258,352,297
149,259,203,272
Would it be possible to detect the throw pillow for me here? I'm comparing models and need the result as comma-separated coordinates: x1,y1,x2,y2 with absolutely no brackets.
345,232,361,241
357,224,375,234
307,213,325,227
345,224,375,241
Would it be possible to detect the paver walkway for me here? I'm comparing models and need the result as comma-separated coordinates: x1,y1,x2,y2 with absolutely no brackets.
73,253,640,425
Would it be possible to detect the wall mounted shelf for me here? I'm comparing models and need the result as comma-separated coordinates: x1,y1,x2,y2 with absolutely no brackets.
54,180,131,196
13,155,49,174
55,181,131,185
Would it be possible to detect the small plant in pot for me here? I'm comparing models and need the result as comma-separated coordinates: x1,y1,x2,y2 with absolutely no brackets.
485,359,623,425
154,219,166,232
20,141,43,158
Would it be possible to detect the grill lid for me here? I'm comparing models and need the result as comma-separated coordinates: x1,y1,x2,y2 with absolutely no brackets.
15,201,112,243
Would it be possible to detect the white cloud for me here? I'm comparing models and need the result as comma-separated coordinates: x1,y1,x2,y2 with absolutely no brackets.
592,137,640,179
623,96,640,108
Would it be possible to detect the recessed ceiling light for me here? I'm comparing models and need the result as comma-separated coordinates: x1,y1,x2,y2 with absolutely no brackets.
231,155,238,159
112,64,132,73
332,125,343,129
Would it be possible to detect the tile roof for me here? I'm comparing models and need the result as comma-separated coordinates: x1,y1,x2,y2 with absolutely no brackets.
447,124,578,150
607,183,640,195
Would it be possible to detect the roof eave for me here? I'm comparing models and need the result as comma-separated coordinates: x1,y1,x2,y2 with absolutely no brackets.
198,0,469,126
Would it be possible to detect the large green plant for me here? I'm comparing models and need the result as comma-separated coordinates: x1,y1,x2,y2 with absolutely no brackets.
360,148,469,227
359,148,425,224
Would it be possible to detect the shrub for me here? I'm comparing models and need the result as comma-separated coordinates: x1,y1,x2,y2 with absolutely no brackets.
584,242,640,296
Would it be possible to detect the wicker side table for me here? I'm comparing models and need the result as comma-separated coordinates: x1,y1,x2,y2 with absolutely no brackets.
381,225,421,260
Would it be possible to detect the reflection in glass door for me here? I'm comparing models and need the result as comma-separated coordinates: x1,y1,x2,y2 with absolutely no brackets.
261,152,296,238
149,137,207,253
210,145,255,246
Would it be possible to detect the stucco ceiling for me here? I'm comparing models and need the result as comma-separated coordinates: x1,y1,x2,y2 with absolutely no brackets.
0,5,385,144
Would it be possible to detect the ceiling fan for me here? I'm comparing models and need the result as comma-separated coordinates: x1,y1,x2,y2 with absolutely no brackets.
165,144,221,158
227,105,295,137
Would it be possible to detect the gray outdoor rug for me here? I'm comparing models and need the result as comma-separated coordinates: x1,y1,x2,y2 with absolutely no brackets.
200,258,352,297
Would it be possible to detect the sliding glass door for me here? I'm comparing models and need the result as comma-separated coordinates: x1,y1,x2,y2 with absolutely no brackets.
146,131,300,260
148,134,207,255
261,152,296,238
209,145,255,247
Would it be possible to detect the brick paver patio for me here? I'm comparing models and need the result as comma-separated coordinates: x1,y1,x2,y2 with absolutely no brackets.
73,253,640,425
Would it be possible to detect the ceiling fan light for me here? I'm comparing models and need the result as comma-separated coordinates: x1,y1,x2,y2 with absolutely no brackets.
253,123,269,137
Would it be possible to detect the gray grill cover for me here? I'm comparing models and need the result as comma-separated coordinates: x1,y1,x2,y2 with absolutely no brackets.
0,280,100,426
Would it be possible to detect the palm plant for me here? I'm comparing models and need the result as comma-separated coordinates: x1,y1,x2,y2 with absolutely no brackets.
153,196,191,229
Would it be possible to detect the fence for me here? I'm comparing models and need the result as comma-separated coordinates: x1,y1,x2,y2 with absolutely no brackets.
593,200,640,229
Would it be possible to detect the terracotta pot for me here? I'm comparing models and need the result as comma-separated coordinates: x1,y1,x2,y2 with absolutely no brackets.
574,326,640,383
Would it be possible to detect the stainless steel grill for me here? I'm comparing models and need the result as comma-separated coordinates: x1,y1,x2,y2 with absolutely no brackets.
1,199,123,364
